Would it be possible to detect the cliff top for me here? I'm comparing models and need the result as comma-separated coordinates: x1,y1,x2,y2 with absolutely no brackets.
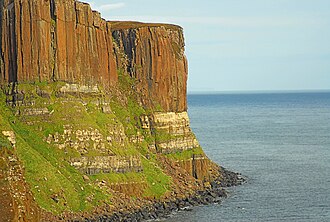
74,0,182,31
110,21,182,32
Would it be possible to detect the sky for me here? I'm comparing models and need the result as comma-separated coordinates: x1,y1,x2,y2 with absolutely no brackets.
84,0,330,92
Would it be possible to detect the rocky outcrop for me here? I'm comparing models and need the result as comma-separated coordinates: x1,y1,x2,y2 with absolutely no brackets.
109,181,148,197
58,83,99,94
178,154,212,182
46,126,125,156
70,155,143,175
141,112,199,153
2,130,16,147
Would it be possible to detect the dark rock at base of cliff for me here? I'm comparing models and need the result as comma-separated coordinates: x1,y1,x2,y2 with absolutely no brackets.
89,169,245,222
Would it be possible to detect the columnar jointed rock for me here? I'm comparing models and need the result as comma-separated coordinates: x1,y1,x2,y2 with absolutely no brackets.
112,22,188,112
0,0,117,87
0,1,188,113
178,154,212,182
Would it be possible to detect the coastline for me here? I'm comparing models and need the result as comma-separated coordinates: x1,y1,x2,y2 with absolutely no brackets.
49,168,245,222
0,1,245,221
94,168,245,221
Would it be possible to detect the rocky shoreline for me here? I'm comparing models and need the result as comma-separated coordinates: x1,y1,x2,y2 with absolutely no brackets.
91,168,245,222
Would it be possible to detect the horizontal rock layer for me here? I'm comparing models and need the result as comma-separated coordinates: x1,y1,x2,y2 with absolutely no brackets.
70,155,143,175
141,112,200,153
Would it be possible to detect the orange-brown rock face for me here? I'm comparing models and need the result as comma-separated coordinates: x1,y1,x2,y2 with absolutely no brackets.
178,155,212,182
0,1,188,112
0,0,117,87
112,22,188,112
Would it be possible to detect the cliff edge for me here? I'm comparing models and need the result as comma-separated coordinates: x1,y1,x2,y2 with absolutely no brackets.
0,1,242,221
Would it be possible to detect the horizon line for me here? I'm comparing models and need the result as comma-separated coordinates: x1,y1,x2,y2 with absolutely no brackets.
187,89,330,95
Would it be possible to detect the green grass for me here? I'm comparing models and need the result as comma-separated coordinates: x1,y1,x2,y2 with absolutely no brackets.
110,21,182,32
90,171,145,184
0,90,112,214
12,120,111,213
165,147,205,161
141,158,172,198
89,158,172,199
0,94,14,149
153,129,192,145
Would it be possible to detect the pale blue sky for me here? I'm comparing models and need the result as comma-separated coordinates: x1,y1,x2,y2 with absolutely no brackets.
84,0,330,92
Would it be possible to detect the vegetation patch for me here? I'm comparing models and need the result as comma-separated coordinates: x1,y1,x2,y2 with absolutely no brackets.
141,158,172,199
165,147,205,161
12,121,112,214
110,21,181,32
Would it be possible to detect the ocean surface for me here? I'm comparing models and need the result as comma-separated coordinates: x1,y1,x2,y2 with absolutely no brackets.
162,92,330,222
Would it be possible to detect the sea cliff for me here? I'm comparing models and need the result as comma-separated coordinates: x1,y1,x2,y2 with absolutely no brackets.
0,1,242,221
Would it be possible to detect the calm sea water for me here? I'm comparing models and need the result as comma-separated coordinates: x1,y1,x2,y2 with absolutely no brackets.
162,92,330,222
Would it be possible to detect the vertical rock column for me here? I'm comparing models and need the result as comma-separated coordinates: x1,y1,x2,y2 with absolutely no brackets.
0,0,54,82
0,0,18,83
112,24,188,112
0,0,118,87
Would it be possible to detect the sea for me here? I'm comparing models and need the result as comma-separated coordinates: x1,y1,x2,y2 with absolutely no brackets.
162,92,330,222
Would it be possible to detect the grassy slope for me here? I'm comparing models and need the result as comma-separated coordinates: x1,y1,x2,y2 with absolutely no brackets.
0,72,178,214
1,92,112,213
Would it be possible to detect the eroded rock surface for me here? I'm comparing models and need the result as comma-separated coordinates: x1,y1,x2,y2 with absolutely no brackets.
70,155,143,175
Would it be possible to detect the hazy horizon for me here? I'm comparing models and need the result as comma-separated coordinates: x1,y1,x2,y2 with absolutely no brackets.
187,88,330,94
84,0,330,92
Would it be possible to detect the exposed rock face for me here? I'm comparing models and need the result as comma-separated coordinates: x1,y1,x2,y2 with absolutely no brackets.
141,112,200,153
2,130,16,147
70,155,143,175
112,23,188,112
46,126,123,155
59,83,99,94
109,181,147,197
1,2,188,112
178,154,212,182
0,0,117,87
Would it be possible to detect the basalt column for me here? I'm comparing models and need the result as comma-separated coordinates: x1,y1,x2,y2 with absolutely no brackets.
0,0,118,87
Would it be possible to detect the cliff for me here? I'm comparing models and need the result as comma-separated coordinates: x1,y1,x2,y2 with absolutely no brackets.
0,1,241,221
0,0,186,112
